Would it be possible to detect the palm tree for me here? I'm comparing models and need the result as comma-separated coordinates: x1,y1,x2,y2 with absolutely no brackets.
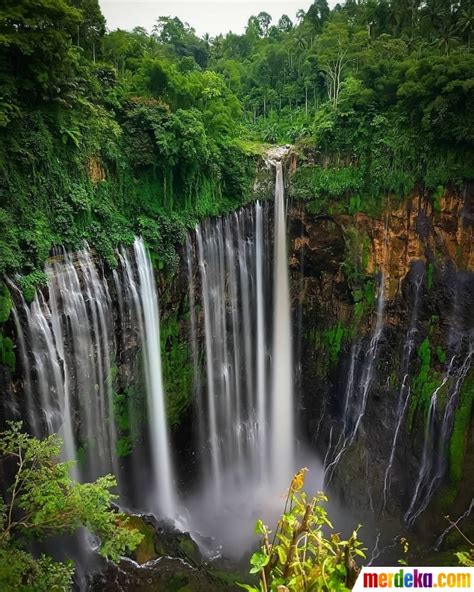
457,5,474,50
292,32,308,75
421,0,446,42
296,9,306,24
437,21,460,54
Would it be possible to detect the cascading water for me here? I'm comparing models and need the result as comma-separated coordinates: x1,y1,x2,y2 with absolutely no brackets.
404,341,473,527
325,273,385,482
12,246,118,480
192,206,270,494
126,238,177,518
12,239,177,517
255,200,268,476
184,154,311,556
270,159,294,486
382,264,424,510
189,159,295,498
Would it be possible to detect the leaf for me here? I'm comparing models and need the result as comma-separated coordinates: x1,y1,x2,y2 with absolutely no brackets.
236,584,259,592
249,551,270,574
276,545,287,565
255,519,266,535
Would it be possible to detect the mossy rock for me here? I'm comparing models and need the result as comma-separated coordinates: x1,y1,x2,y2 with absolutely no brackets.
124,515,157,564
0,334,15,371
0,285,12,324
177,535,201,565
121,514,203,567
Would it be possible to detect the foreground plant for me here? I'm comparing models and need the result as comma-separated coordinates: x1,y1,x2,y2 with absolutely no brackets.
239,469,366,592
0,422,143,591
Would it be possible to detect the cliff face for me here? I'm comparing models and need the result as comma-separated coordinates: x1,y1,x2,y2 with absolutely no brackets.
1,155,472,564
288,179,474,549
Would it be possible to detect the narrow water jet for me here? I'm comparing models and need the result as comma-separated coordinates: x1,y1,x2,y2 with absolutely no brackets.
270,159,294,486
132,237,177,518
382,266,424,510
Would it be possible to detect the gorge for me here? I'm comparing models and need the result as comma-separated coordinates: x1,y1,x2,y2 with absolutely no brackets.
2,151,473,588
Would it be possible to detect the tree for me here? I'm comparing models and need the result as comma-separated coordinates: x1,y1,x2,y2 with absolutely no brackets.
153,16,193,44
458,5,474,50
256,12,272,37
0,0,83,101
306,0,331,31
277,14,293,33
0,423,143,590
420,0,446,42
246,16,262,44
68,0,106,61
296,9,306,23
320,45,350,108
152,17,208,67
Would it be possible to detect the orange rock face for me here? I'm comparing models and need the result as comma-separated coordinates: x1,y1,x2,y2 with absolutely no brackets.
335,188,473,301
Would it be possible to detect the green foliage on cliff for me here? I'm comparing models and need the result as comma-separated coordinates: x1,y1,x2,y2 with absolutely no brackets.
323,322,345,364
0,0,258,277
112,382,147,459
408,337,444,428
0,286,12,324
0,335,15,372
161,314,194,427
449,374,474,485
0,422,143,591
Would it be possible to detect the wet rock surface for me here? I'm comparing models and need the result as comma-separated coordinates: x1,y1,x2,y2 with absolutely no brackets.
88,516,241,592
288,182,474,554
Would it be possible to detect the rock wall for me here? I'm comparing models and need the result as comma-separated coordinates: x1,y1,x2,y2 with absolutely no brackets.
287,177,474,553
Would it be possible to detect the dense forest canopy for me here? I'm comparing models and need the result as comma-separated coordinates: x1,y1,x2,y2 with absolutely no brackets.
0,0,473,283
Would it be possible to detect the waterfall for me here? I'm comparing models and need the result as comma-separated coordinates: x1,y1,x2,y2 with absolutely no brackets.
382,265,424,510
12,246,117,480
195,222,225,497
270,160,294,485
189,156,295,503
12,239,177,518
255,201,268,476
325,274,385,482
404,343,473,527
193,206,269,496
185,159,304,556
120,238,177,518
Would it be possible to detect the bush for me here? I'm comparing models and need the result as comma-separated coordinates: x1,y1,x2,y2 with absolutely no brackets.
239,469,365,591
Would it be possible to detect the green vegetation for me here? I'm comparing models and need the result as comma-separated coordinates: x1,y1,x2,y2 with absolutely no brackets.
241,470,474,590
239,469,365,591
113,381,147,459
408,337,444,428
0,285,12,324
449,374,474,485
323,322,345,364
0,422,142,590
161,313,194,427
0,335,15,372
0,1,258,277
0,0,473,277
